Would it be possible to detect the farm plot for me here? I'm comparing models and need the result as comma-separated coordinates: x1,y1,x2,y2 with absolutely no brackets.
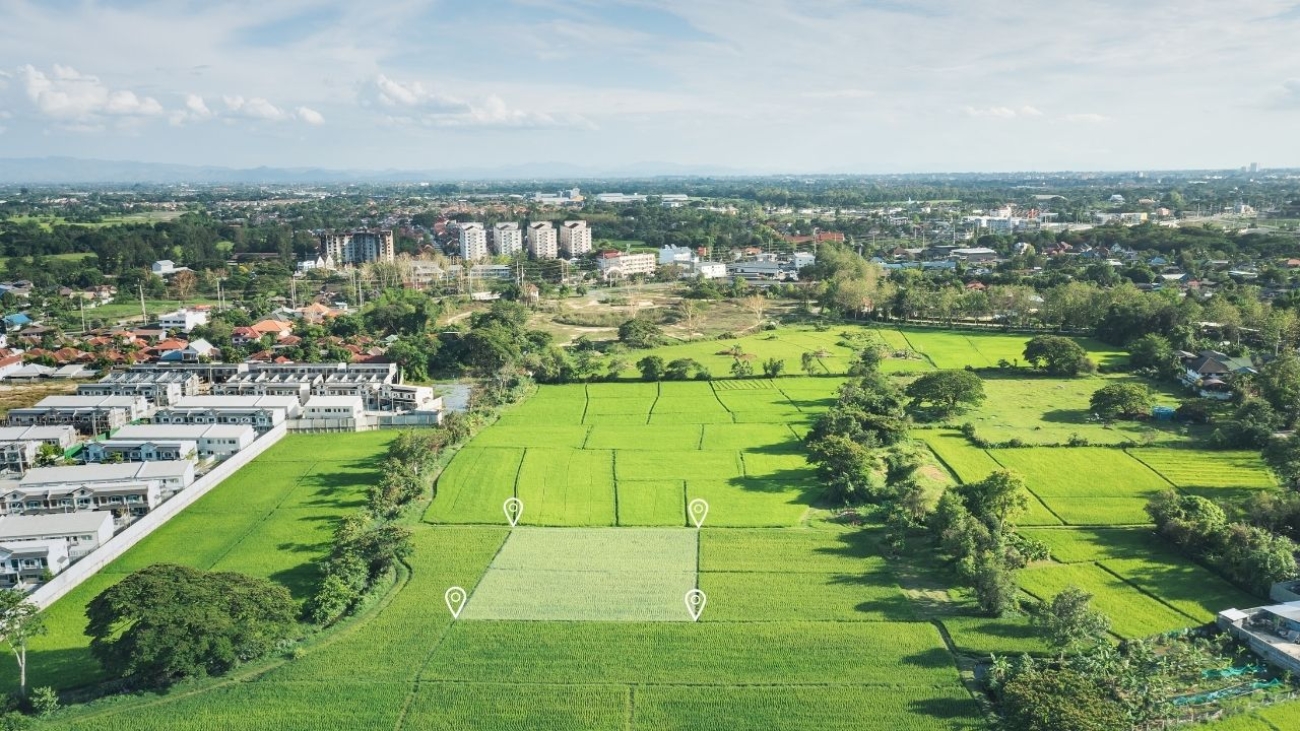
1127,448,1277,499
1017,527,1168,564
404,684,627,731
515,448,616,526
462,528,697,621
424,621,962,686
586,424,703,451
701,563,913,621
632,685,983,731
1101,557,1262,623
700,423,800,451
959,374,1186,446
616,480,687,525
919,431,1001,484
616,450,744,482
426,447,524,524
989,447,1171,524
470,423,590,449
1018,562,1197,638
687,479,815,527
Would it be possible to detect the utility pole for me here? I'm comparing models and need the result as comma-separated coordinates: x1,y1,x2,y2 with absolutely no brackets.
79,295,86,333
138,284,147,322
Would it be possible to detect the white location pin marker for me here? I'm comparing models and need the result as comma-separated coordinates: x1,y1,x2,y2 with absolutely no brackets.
503,497,524,527
688,498,709,528
445,586,467,619
685,589,707,622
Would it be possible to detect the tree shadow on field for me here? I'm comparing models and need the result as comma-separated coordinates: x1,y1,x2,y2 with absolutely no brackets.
900,646,956,670
907,697,984,728
1040,408,1090,424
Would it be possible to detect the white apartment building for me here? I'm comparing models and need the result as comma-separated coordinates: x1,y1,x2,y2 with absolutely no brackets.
319,230,395,266
527,221,558,259
0,539,69,588
558,220,592,257
0,426,76,450
694,262,728,279
459,222,490,261
659,245,698,265
158,308,209,333
20,461,195,498
597,252,657,280
493,222,523,256
2,480,162,519
83,439,199,464
171,394,302,419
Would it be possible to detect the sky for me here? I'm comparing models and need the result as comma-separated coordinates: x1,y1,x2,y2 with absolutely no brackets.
0,0,1298,174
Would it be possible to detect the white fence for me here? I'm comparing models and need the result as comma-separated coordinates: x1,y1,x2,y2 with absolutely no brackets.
28,422,288,610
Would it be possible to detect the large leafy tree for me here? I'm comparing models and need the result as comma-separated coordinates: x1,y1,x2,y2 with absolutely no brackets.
1088,383,1153,420
904,370,985,417
1023,335,1095,377
1032,587,1111,656
617,319,665,349
86,565,297,688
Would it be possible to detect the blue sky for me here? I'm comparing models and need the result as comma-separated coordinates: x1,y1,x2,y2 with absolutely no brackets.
0,0,1297,173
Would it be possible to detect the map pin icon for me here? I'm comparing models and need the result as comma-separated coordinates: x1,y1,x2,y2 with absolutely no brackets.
503,497,524,527
445,587,467,619
685,589,707,621
688,498,709,529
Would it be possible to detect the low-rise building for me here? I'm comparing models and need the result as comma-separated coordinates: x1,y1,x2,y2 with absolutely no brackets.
19,461,194,499
83,439,199,464
108,424,255,458
0,426,77,450
158,308,209,333
597,252,657,280
76,370,201,407
0,441,39,474
0,539,69,588
0,510,115,561
1,479,162,520
6,395,149,434
170,394,302,419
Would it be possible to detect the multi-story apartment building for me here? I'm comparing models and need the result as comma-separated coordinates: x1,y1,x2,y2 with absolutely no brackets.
319,230,395,266
6,395,150,435
0,511,116,563
558,220,592,257
458,223,490,261
527,222,558,259
493,222,523,256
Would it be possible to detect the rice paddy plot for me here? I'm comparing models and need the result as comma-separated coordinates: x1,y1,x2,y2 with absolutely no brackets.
658,380,721,397
652,396,731,415
461,528,697,621
469,423,591,449
687,479,814,527
1127,448,1277,495
732,410,807,424
426,447,524,524
741,451,816,482
584,412,657,425
989,447,1173,499
424,621,960,686
702,565,913,621
700,423,800,451
1035,497,1151,526
403,683,628,731
701,528,875,573
1018,563,1196,638
941,614,1049,656
587,424,703,451
501,395,587,426
1101,557,1262,623
617,480,687,526
632,685,984,731
584,396,655,417
515,447,616,526
1018,527,1167,563
1017,496,1066,526
616,450,744,482
648,410,737,425
918,431,1000,484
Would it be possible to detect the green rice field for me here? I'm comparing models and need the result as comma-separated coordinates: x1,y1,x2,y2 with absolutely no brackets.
28,326,1295,729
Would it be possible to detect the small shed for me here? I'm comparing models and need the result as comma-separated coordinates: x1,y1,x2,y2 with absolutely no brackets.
1152,406,1176,421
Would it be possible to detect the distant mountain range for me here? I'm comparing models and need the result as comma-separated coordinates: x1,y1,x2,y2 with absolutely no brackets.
0,157,752,185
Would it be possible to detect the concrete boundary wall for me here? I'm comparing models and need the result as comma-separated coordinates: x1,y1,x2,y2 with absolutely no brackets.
27,423,288,610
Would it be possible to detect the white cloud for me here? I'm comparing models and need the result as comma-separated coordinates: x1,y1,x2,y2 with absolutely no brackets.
369,74,588,128
223,95,288,121
965,105,1043,119
296,106,324,125
1272,78,1300,108
20,64,163,121
1064,112,1111,123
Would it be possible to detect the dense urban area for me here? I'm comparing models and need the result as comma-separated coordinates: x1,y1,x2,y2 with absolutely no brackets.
0,169,1299,729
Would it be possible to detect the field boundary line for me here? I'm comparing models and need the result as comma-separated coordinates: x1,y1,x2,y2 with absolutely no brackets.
708,382,736,423
512,447,527,499
985,449,1067,525
896,329,937,369
625,685,636,731
646,381,661,425
1092,560,1205,625
203,458,323,571
581,383,592,425
1122,448,1181,490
